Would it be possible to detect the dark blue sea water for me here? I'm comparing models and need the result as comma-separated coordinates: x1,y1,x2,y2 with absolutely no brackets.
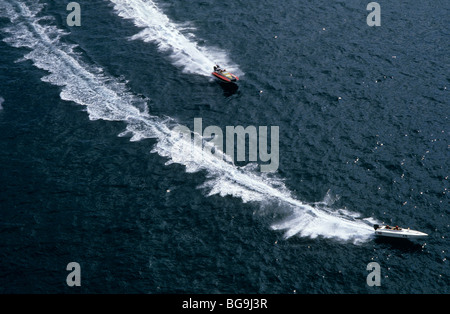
0,0,448,294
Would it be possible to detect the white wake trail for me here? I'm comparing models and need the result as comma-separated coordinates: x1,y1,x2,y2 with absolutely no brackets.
1,0,377,244
109,0,241,76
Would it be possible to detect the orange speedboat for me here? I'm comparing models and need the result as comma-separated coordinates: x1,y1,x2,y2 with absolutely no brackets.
212,65,239,83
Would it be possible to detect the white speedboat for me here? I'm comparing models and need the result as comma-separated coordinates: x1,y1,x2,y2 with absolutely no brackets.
374,224,428,239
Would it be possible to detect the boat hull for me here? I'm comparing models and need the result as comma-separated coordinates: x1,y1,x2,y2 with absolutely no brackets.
212,71,239,83
374,228,428,239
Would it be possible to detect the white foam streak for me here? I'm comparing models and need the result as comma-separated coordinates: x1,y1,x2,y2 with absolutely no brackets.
109,0,240,76
1,0,377,244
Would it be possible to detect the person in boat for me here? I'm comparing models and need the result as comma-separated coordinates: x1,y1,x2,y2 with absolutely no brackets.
385,225,391,229
394,226,400,230
214,65,226,73
214,65,223,72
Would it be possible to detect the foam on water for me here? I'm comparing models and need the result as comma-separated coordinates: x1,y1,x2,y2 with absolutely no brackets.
108,0,241,76
1,0,377,244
